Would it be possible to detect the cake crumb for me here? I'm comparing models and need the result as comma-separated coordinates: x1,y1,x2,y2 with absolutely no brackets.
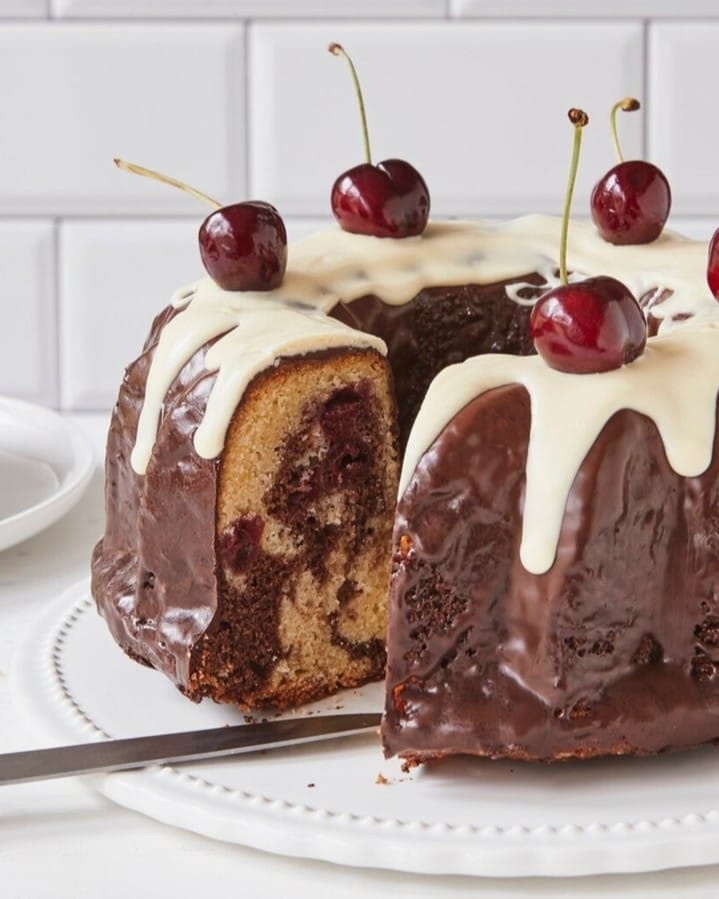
375,773,389,785
401,759,420,774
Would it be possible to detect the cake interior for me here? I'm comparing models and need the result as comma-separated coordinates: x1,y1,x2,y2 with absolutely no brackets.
187,348,399,708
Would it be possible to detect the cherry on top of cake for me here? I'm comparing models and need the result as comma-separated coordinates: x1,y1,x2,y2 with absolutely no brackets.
590,97,671,246
530,108,647,375
328,42,430,240
113,158,288,292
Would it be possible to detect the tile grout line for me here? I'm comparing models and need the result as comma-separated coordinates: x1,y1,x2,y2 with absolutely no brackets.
642,18,650,161
23,13,719,24
21,212,719,223
22,13,452,25
244,22,251,198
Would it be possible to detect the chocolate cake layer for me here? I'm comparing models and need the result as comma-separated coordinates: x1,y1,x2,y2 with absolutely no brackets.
382,385,719,761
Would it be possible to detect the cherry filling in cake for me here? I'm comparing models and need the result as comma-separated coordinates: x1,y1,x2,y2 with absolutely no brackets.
263,382,382,580
183,349,398,708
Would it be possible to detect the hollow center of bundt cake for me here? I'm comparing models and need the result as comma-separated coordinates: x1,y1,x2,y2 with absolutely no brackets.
331,277,545,446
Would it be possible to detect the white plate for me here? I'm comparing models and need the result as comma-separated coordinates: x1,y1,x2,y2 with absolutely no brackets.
0,398,94,552
14,579,719,878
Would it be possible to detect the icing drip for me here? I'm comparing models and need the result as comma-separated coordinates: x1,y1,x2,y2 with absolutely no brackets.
132,214,719,564
402,322,719,575
132,294,385,474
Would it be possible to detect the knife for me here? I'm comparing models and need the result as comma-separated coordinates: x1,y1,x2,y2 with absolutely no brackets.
0,713,381,785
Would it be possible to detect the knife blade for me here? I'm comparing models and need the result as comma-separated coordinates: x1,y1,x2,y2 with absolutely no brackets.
0,713,381,785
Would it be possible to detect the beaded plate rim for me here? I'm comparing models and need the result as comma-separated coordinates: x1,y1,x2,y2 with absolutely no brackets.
14,578,719,878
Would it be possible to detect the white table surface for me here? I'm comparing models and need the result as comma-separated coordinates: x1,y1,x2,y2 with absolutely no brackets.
2,412,719,899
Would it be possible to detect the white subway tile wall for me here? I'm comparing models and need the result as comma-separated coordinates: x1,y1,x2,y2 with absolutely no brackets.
59,219,200,409
0,1,47,16
649,23,719,216
1,7,717,410
0,24,245,215
0,221,55,404
250,22,643,216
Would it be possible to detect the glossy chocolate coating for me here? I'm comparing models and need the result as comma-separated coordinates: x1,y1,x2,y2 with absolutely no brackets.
91,304,220,690
382,385,719,761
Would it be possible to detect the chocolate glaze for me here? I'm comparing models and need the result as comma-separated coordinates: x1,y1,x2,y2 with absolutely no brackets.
91,304,219,691
382,385,719,761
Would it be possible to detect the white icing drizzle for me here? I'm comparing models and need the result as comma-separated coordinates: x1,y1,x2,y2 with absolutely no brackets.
131,294,385,474
132,214,719,576
402,323,719,575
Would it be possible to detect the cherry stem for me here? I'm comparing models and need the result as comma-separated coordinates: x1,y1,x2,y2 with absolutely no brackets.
113,158,222,209
329,43,372,166
559,108,589,287
610,97,640,164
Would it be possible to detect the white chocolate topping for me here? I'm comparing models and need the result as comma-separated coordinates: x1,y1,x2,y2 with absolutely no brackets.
131,294,386,474
132,214,719,576
402,322,719,575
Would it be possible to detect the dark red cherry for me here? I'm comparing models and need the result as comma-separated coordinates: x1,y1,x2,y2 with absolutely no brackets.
331,159,429,238
329,43,430,239
535,108,648,373
199,201,287,291
113,159,288,292
530,276,647,374
590,98,670,245
708,228,719,299
591,160,671,245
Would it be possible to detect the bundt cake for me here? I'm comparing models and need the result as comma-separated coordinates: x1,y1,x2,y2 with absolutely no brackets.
91,218,546,709
92,214,719,760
